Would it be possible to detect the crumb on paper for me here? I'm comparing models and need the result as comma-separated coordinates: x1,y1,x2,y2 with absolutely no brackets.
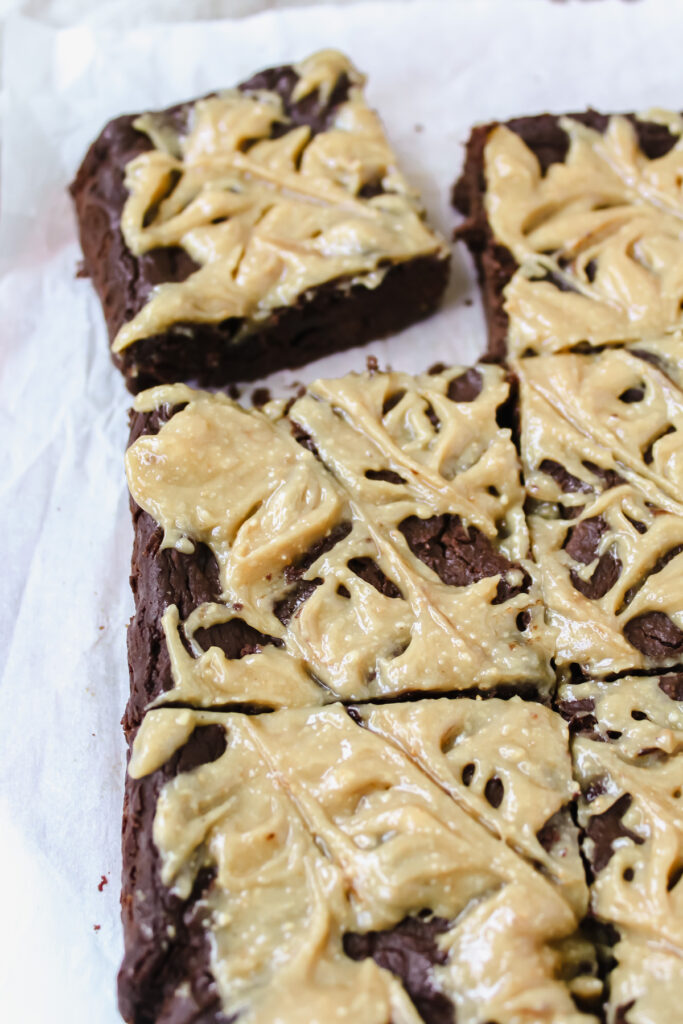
464,297,473,307
98,875,108,892
228,383,241,400
93,925,101,932
366,355,379,374
251,387,271,407
414,123,424,132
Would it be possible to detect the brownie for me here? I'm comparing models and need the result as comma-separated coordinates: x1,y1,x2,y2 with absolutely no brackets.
122,366,554,734
557,674,683,1024
119,699,597,1023
70,51,449,392
453,109,683,366
518,349,683,681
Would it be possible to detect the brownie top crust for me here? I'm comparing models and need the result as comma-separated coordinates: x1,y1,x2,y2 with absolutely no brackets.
125,366,554,710
479,111,683,358
111,49,447,355
558,674,683,1023
127,697,597,1024
518,349,683,678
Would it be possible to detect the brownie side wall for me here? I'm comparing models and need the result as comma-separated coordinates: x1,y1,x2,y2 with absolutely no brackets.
119,736,229,1024
452,111,678,363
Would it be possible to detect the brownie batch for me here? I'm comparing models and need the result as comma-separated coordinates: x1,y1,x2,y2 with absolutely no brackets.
70,50,683,1024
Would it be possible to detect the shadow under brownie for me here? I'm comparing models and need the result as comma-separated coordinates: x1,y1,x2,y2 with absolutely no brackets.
70,50,449,393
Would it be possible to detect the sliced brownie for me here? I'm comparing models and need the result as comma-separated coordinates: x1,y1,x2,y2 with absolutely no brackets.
120,698,599,1024
453,108,683,371
122,365,554,733
557,673,683,1024
70,50,449,392
518,351,683,680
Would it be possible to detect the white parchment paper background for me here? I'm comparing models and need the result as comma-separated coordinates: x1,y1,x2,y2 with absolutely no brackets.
1,2,683,1020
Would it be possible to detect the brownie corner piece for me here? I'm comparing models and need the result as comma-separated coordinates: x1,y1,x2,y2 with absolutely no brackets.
70,50,449,393
452,108,683,364
119,699,597,1024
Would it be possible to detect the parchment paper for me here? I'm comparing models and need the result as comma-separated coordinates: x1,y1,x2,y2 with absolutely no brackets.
2,2,683,1020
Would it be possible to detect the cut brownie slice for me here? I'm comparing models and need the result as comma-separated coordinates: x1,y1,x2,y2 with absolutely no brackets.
120,698,599,1024
453,108,683,369
70,50,449,392
557,674,683,1024
123,365,553,731
518,351,683,680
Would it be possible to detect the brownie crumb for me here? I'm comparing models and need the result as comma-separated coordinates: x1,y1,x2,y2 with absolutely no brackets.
251,387,271,407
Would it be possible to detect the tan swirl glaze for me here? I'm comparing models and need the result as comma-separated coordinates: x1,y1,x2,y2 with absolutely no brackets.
484,114,683,359
129,700,597,1024
518,353,683,677
127,367,554,708
113,50,447,353
558,676,683,1022
517,350,683,508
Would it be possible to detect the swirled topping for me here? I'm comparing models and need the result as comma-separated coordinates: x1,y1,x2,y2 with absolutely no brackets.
484,114,683,359
129,699,597,1024
113,50,447,353
518,351,683,678
126,366,553,709
558,674,683,1023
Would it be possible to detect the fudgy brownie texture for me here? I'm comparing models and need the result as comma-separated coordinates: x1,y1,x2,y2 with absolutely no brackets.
124,367,553,726
452,111,679,363
120,728,459,1024
121,699,594,1024
119,726,229,1024
125,405,285,737
556,674,683,1024
70,58,449,393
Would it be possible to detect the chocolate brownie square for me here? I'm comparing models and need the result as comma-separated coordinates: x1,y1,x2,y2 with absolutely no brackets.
122,364,554,733
119,698,598,1023
518,350,683,680
453,109,683,370
70,50,449,393
557,673,683,1024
